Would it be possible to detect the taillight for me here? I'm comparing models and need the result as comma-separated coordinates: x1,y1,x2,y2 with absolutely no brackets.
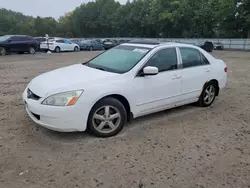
224,67,228,73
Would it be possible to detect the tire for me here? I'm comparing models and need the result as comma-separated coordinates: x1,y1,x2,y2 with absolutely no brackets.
198,81,217,107
28,47,36,54
74,46,79,52
55,47,60,53
0,47,7,56
87,97,127,137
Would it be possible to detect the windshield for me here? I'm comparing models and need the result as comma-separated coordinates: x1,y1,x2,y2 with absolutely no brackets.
85,45,150,73
0,35,11,42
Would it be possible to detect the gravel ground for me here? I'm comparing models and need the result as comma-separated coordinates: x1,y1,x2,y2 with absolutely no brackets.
0,51,250,188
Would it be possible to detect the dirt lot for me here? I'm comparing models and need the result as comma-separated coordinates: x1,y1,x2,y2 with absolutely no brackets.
0,51,249,188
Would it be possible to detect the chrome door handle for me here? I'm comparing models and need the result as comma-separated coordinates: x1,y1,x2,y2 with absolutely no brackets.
172,75,181,80
204,69,211,73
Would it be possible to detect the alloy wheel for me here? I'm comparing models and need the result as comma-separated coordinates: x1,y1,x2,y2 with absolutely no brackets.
29,47,35,54
0,47,6,56
204,85,215,105
92,105,121,134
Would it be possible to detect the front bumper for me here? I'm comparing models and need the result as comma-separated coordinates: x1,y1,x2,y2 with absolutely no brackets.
23,89,88,132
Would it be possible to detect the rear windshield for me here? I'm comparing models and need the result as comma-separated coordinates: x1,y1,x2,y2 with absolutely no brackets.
0,35,11,42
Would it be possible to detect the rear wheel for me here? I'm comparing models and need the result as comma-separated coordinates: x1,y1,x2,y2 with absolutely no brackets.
55,47,60,53
88,97,127,137
198,82,217,107
28,47,36,54
0,47,7,56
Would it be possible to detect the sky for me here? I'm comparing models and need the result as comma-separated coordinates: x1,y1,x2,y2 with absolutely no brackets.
0,0,127,19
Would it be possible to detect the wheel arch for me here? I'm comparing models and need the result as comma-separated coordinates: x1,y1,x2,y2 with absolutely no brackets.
89,94,133,122
54,46,60,50
203,79,219,96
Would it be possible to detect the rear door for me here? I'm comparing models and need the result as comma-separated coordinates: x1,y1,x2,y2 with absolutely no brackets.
177,47,212,102
55,40,65,51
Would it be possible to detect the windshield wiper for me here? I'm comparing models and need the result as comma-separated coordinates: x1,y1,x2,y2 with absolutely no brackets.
94,67,105,71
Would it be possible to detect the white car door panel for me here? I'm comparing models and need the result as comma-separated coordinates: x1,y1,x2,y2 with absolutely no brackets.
178,47,212,102
133,71,182,116
131,47,182,116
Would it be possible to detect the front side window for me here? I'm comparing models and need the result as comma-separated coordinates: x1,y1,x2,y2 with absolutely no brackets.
85,45,150,73
179,48,203,68
64,40,70,44
144,48,178,72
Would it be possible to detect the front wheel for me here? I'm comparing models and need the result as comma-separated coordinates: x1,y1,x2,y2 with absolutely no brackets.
87,98,127,137
198,82,217,107
74,46,79,52
0,47,7,56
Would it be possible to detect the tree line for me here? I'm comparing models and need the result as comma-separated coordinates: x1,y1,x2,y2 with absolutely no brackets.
0,0,249,38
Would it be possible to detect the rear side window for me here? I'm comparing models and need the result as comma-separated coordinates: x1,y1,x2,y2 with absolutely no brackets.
11,36,28,41
56,40,64,43
201,53,210,65
180,48,208,68
145,48,178,72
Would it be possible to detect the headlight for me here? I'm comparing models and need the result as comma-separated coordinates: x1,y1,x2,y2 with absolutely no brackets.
42,90,83,106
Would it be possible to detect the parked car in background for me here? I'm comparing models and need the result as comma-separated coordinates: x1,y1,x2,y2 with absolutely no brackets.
69,39,82,46
196,41,214,52
103,39,119,50
214,42,224,50
0,35,38,55
23,40,227,137
40,38,80,52
79,40,104,51
34,37,52,51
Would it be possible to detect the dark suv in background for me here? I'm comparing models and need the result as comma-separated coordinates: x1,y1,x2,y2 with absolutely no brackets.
0,35,38,55
197,41,214,52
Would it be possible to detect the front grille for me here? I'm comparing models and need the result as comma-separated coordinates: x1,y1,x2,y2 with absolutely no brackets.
31,112,40,120
27,89,41,100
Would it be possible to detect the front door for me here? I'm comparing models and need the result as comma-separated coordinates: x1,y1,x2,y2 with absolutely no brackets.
131,47,182,116
64,40,73,51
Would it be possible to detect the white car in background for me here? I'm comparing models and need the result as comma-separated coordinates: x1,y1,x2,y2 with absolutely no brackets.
40,38,80,52
23,40,227,137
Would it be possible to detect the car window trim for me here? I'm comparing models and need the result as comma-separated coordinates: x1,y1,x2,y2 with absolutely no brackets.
135,47,180,77
177,47,210,69
200,52,210,65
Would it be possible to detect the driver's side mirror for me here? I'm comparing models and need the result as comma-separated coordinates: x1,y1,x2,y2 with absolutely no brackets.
143,66,159,76
7,40,12,43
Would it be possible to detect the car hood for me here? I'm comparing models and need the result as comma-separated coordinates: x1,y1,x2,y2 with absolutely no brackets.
28,64,118,97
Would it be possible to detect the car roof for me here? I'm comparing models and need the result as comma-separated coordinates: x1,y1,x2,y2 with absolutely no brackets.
121,40,199,49
6,35,31,37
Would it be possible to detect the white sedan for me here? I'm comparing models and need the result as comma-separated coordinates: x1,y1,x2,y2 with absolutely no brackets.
23,40,227,137
40,38,80,52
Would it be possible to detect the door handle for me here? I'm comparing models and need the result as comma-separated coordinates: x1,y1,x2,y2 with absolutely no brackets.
172,75,181,80
204,69,211,73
